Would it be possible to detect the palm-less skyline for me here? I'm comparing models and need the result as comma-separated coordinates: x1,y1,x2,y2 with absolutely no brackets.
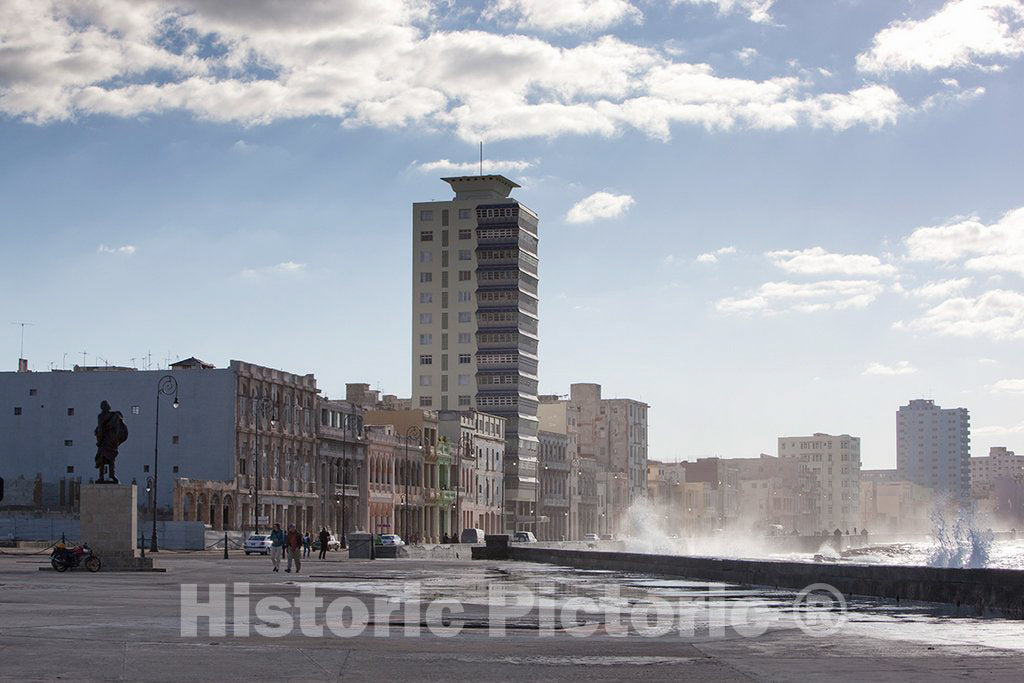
2,0,1023,467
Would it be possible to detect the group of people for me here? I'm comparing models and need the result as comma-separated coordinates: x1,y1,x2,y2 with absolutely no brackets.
267,524,336,573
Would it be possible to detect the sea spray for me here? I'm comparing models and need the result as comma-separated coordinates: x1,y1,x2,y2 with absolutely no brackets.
928,501,992,568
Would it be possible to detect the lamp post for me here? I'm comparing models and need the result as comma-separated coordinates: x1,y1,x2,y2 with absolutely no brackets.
151,374,179,552
404,426,421,542
252,396,275,534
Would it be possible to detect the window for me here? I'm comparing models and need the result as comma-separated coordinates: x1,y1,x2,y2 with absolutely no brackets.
459,395,472,406
458,374,470,385
419,312,432,324
29,388,37,396
67,407,74,416
419,375,432,386
64,440,73,447
419,251,432,263
420,292,432,304
458,270,471,281
458,312,471,323
131,405,140,415
459,249,471,261
144,464,150,472
458,291,472,302
420,354,433,365
419,396,433,407
458,333,472,343
419,334,433,345
459,354,471,364
442,209,449,226
172,435,180,445
420,230,433,241
420,210,434,221
458,209,471,220
13,407,21,415
419,272,432,283
173,466,179,474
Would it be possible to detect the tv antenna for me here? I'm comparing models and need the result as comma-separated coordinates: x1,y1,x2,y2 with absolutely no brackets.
479,141,483,176
10,321,33,359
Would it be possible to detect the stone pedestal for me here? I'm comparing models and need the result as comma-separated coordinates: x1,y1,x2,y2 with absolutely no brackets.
80,484,155,571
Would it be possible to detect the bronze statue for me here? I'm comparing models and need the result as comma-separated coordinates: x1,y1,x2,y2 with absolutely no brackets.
95,400,128,483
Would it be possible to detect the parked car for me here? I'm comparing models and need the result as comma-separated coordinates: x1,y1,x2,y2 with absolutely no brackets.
379,534,404,546
244,534,273,555
459,528,486,544
312,534,341,552
512,531,537,543
582,533,600,542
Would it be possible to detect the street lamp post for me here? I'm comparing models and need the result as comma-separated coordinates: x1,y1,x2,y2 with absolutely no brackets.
252,396,275,534
151,375,179,552
567,455,581,541
404,426,421,542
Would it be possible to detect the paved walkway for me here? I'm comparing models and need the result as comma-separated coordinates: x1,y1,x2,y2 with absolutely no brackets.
0,551,1019,681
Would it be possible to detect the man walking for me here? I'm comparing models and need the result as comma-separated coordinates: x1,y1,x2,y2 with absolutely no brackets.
285,524,302,573
318,527,330,560
302,531,311,558
268,523,285,573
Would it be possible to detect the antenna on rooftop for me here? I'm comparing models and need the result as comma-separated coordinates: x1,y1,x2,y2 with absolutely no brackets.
479,141,483,176
10,321,33,360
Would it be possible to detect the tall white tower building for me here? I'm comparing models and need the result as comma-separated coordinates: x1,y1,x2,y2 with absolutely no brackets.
897,399,970,501
412,176,540,532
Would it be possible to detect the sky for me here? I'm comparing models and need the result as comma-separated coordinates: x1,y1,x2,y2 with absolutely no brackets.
2,0,1023,468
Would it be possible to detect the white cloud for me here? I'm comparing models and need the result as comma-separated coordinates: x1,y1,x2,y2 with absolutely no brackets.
857,0,1024,74
974,421,1024,436
674,0,775,24
863,361,917,376
908,277,973,299
566,192,635,223
735,47,759,64
97,244,136,255
413,158,534,174
896,289,1024,339
766,246,897,277
487,0,643,32
241,261,307,278
0,1,910,141
989,378,1024,393
696,245,737,263
904,206,1024,276
716,279,885,315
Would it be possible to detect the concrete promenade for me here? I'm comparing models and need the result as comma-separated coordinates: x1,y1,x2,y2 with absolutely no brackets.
0,550,1021,681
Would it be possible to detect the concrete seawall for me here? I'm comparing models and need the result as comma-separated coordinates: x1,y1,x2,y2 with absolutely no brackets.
504,546,1024,618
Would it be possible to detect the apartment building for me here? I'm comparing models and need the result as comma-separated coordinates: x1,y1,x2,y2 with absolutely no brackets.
897,399,970,501
778,433,861,532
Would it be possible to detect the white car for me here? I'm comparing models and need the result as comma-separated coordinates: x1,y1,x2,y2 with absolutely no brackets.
512,531,537,543
582,533,600,542
379,534,405,546
244,534,273,555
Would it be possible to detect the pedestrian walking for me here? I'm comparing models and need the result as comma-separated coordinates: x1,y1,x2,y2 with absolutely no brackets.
318,527,330,559
285,524,302,573
268,523,285,573
302,532,311,558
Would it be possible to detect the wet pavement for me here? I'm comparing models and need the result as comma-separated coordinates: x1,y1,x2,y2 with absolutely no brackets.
0,550,1021,681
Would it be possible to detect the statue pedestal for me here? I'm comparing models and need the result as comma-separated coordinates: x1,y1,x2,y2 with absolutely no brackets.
80,483,155,571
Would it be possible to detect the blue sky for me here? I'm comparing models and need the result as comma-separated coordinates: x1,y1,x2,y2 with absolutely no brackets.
2,0,1023,467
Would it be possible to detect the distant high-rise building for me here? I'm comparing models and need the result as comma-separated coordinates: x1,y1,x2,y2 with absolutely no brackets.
896,399,970,501
778,433,861,532
412,176,540,532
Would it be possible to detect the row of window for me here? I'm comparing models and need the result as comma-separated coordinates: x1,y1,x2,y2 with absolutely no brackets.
419,354,473,365
418,311,474,325
419,333,474,345
419,270,472,283
14,405,143,416
419,374,472,386
420,209,473,222
417,395,473,408
419,250,473,262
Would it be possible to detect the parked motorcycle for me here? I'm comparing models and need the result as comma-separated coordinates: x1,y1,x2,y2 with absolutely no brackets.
50,544,101,572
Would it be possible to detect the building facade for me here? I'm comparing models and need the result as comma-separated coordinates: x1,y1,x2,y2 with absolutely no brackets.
897,399,971,501
316,398,368,541
411,175,540,533
437,409,505,535
778,433,861,533
538,429,568,540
